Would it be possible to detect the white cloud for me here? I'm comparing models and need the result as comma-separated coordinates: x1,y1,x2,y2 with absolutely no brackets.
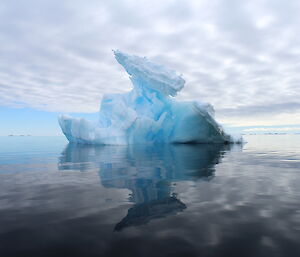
0,0,300,127
244,127,300,132
255,15,275,29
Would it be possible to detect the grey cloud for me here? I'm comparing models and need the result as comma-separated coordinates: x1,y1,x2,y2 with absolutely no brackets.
218,102,300,117
0,0,299,126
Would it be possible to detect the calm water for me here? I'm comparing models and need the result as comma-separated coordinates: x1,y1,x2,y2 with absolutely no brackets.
0,135,300,257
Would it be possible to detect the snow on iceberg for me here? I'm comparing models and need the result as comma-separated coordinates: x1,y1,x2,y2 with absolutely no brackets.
59,50,237,144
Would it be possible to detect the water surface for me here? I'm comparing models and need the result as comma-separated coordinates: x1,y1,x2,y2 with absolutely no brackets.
0,135,300,257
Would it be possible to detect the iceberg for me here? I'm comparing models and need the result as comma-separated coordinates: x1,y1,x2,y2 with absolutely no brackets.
59,50,236,144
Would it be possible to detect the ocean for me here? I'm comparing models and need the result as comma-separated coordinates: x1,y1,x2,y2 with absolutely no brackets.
0,135,300,257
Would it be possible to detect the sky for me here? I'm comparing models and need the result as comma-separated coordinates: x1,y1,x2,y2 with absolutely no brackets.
1,0,300,135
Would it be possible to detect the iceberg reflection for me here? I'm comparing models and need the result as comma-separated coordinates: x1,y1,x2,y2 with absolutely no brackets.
59,143,231,230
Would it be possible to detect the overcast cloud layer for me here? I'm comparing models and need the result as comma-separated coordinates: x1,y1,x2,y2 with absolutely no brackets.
1,0,300,127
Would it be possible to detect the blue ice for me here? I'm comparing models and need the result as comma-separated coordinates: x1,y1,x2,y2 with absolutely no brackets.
59,50,236,144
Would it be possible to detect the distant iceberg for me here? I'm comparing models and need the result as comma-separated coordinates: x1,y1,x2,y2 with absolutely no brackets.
59,50,237,144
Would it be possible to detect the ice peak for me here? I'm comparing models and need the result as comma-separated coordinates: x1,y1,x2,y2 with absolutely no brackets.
113,50,185,96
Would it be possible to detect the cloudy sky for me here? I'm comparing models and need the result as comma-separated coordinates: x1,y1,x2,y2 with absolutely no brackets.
1,0,300,135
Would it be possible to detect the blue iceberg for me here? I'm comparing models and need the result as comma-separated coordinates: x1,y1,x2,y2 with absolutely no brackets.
59,50,236,144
